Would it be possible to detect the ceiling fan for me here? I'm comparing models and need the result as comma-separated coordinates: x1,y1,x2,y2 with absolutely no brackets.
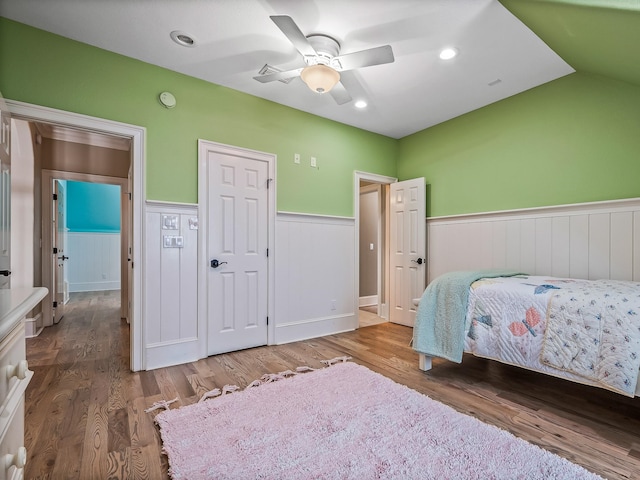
253,15,395,105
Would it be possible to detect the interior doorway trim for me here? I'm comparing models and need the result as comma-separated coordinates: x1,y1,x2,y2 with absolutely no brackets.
353,171,397,328
41,170,128,324
7,99,145,371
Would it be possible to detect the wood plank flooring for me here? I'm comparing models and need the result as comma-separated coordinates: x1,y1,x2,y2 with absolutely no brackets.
25,291,640,479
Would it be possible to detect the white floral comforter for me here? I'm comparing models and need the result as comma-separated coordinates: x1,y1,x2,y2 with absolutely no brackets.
541,279,640,396
463,275,640,396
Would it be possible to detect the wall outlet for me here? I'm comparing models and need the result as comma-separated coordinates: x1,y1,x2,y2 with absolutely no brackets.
310,156,317,168
330,299,337,311
294,153,300,164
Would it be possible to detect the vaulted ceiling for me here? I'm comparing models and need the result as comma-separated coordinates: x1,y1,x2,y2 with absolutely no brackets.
0,0,638,139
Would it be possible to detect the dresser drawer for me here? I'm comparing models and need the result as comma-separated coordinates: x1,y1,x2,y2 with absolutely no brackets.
0,323,27,416
0,397,26,480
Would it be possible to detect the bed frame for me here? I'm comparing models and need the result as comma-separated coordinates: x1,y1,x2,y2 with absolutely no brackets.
418,198,640,396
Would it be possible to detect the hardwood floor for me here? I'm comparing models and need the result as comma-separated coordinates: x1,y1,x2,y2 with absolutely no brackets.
25,291,640,479
358,306,387,327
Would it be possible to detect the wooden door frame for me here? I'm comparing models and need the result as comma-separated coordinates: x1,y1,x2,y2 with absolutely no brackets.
7,99,145,371
42,170,128,325
353,171,397,329
197,140,276,358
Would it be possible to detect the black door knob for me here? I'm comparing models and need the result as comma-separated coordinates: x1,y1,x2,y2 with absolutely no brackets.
210,259,228,269
0,270,11,276
412,258,424,265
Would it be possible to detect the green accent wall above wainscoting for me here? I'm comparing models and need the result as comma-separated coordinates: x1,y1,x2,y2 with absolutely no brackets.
398,72,640,218
2,13,640,220
0,17,397,218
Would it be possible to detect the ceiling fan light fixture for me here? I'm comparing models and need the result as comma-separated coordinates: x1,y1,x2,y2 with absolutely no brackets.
300,64,340,94
439,47,458,60
355,100,368,109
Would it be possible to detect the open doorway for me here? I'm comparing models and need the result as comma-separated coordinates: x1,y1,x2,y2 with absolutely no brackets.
354,171,427,329
354,171,396,328
46,176,127,326
358,181,387,327
8,99,144,371
42,171,129,328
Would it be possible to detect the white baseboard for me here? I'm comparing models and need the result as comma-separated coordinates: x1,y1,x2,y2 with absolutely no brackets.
69,281,121,292
274,313,356,345
145,338,200,370
25,313,43,338
359,295,378,307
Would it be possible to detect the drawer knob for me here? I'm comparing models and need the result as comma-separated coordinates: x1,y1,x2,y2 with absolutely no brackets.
6,360,28,380
4,446,27,469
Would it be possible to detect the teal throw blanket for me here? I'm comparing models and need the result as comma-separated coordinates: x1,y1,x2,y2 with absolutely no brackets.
413,270,525,363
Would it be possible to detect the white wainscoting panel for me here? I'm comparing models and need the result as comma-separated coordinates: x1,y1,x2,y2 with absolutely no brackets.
275,212,356,344
144,203,199,370
427,198,640,284
66,232,120,292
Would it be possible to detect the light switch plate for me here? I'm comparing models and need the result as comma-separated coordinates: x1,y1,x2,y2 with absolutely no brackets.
163,235,184,248
162,214,179,230
311,156,317,167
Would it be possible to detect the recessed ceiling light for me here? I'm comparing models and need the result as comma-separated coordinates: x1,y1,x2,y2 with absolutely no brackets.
170,30,196,47
439,48,458,60
355,100,368,109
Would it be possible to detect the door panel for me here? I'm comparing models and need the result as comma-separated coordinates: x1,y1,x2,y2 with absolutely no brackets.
52,180,66,322
389,178,426,327
207,150,269,355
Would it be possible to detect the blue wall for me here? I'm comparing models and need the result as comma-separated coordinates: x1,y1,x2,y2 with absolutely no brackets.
66,181,120,233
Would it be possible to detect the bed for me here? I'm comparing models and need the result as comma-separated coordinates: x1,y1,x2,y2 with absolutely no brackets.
413,270,640,397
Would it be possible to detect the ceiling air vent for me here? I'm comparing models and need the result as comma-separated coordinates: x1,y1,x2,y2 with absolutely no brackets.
258,64,294,84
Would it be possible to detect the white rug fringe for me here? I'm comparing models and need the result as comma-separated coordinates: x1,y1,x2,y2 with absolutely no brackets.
145,397,179,413
321,356,352,366
148,356,353,412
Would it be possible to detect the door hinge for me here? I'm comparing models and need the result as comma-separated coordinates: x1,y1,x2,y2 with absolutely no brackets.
53,301,58,308
266,248,269,257
53,193,58,200
128,192,132,200
266,316,269,325
53,247,58,254
267,178,273,189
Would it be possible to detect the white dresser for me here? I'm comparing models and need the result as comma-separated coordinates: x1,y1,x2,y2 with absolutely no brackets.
0,287,47,480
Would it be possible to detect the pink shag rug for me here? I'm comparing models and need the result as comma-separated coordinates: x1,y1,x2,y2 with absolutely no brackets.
155,361,603,480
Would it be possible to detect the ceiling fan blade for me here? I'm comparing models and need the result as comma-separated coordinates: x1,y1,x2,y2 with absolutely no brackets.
270,15,317,58
334,45,394,72
329,81,352,105
253,67,304,83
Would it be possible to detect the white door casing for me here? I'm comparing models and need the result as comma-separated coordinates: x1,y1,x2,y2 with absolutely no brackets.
389,178,426,327
198,140,275,356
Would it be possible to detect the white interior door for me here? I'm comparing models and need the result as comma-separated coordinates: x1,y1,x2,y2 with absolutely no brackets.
205,147,270,355
389,178,426,327
0,93,11,289
52,180,66,322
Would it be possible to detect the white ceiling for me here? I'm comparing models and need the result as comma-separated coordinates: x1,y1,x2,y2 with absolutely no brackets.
0,0,574,139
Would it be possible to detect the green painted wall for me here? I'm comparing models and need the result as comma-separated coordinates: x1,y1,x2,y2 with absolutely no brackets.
0,18,397,217
4,18,640,221
398,72,640,217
